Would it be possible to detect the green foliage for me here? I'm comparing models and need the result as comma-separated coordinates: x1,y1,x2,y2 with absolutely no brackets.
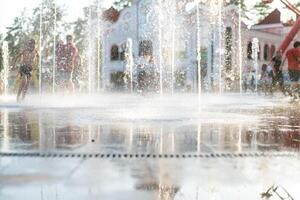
227,0,247,11
113,0,133,10
72,18,87,56
5,0,67,65
71,17,88,87
3,0,94,91
5,12,30,61
252,1,272,21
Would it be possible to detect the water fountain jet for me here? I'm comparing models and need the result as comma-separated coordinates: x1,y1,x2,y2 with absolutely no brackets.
1,41,9,96
125,38,134,93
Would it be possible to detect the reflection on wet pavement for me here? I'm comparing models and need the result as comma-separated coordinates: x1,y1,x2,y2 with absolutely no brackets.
1,108,300,154
1,96,300,199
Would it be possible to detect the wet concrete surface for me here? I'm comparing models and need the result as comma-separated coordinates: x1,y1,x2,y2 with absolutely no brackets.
0,94,300,199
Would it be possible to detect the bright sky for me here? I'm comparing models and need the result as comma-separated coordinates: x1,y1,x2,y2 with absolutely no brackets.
0,0,113,34
245,0,299,23
0,0,299,35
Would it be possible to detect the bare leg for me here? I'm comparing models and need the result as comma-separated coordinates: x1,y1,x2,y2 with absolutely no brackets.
62,80,68,93
59,80,68,95
67,80,74,93
21,76,31,100
66,72,74,93
290,82,299,98
17,75,27,102
58,80,65,93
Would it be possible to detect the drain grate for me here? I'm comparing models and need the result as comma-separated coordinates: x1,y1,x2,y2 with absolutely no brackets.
0,152,298,159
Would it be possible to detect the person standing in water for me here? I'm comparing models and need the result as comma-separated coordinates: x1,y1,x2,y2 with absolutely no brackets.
270,50,284,94
260,64,272,94
286,41,300,98
55,40,66,90
61,35,78,93
13,39,39,101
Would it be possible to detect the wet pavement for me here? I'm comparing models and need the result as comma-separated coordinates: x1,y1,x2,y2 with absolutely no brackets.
0,93,300,199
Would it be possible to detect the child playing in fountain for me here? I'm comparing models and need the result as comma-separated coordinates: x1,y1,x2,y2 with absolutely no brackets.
270,50,284,94
57,35,78,93
55,39,67,90
260,64,272,94
285,41,300,99
13,39,39,101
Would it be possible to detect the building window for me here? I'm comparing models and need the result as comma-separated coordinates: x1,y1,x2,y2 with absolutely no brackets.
264,44,269,61
119,43,126,61
270,45,276,58
120,51,125,61
139,40,153,56
111,45,119,61
247,41,252,60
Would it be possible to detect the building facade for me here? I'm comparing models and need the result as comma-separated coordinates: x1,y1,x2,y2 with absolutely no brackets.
100,0,297,92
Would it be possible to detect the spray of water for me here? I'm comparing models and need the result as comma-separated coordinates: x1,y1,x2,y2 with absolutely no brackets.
218,0,223,95
2,0,250,97
52,1,57,94
97,0,102,92
196,0,202,110
125,38,134,93
1,41,9,96
238,0,243,94
88,5,94,94
252,38,259,92
171,1,176,95
87,3,101,94
157,0,163,96
39,2,43,94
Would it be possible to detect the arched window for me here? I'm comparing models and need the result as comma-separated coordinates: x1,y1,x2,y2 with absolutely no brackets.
139,40,153,56
111,45,119,61
247,41,252,60
120,43,126,61
120,50,125,61
270,45,276,58
264,44,269,61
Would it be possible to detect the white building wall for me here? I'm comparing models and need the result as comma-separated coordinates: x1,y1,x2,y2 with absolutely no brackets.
102,4,139,88
243,29,283,73
102,1,296,91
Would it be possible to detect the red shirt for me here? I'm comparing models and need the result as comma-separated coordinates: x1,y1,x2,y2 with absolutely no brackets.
286,48,300,70
65,43,78,72
56,43,65,70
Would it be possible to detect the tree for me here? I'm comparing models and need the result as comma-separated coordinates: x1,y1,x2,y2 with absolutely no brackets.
5,0,66,62
4,0,67,91
113,0,133,10
5,11,31,63
226,0,250,21
71,16,88,90
2,0,138,91
252,1,272,20
228,0,247,11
